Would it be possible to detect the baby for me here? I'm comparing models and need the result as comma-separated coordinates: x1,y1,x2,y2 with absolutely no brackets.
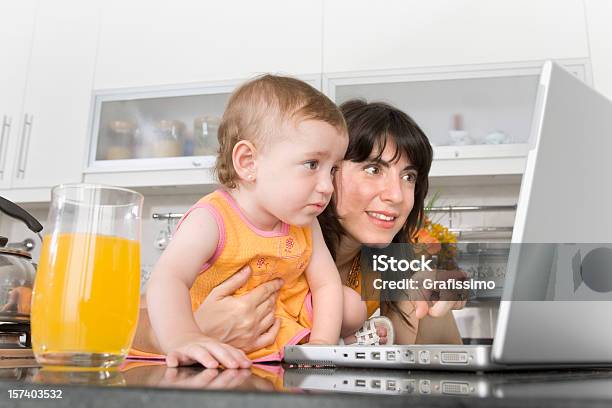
146,75,367,367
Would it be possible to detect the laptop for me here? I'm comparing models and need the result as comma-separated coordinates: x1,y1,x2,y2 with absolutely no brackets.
284,61,612,371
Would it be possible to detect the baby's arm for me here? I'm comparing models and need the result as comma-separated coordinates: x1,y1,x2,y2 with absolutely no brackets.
341,286,368,337
304,220,343,345
146,208,249,368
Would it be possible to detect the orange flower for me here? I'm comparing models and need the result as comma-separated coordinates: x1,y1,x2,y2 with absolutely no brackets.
415,228,442,255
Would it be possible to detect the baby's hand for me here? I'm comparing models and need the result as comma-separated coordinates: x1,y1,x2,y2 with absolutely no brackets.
165,334,251,369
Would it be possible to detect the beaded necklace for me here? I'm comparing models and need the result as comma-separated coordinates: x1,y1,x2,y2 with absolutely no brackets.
346,253,360,289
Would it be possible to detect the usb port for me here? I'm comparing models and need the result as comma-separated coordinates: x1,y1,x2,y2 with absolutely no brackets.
404,350,415,362
371,352,380,360
355,352,366,359
418,350,430,364
386,351,396,361
371,380,381,389
386,380,397,391
355,379,366,387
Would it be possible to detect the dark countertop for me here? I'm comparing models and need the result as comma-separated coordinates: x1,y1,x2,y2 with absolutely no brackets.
3,360,612,407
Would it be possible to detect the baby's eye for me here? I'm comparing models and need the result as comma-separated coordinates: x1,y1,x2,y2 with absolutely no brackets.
364,165,380,175
402,173,417,183
303,160,319,170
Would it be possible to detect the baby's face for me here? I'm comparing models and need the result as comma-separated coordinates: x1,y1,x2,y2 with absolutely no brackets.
253,119,348,227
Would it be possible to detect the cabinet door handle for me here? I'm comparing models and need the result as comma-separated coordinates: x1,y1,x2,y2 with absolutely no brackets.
17,114,33,179
0,115,12,180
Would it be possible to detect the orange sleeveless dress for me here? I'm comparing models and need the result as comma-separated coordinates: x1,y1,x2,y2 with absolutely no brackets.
131,190,314,362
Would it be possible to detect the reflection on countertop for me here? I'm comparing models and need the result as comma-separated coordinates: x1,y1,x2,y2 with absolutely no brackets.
3,360,612,407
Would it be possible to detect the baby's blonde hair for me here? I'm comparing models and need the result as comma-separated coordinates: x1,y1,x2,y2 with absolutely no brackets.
215,74,347,188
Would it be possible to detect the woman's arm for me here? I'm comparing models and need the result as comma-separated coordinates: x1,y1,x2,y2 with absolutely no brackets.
415,312,462,344
383,301,420,344
304,220,343,345
382,267,466,344
383,299,463,345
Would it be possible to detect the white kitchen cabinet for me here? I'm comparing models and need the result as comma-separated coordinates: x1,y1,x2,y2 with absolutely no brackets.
85,81,235,176
94,0,323,89
323,0,589,73
0,1,38,189
584,0,612,101
83,75,320,187
325,59,591,177
9,0,100,189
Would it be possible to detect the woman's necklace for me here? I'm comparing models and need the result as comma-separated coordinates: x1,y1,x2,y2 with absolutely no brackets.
346,253,360,289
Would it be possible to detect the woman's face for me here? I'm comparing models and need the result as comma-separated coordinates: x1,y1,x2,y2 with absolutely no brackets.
335,138,418,245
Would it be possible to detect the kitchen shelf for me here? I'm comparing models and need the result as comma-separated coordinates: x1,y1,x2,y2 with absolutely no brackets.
324,59,591,177
84,80,238,175
83,75,321,187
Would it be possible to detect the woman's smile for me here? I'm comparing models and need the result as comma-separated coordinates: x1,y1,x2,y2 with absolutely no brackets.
365,210,398,229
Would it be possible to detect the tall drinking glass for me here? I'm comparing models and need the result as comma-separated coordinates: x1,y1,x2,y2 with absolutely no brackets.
31,184,143,368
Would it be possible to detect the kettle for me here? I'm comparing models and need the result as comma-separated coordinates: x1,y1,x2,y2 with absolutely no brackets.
0,196,43,323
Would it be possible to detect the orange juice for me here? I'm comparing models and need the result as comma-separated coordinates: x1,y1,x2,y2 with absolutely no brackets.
31,233,140,364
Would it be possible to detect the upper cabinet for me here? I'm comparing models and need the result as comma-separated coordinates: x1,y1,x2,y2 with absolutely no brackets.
0,0,99,195
323,0,590,73
83,76,321,187
10,0,99,189
94,0,323,89
0,1,38,189
325,60,590,177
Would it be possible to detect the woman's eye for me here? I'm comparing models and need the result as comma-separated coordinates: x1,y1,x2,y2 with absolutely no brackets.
303,160,319,170
402,173,417,183
364,165,380,175
331,165,339,175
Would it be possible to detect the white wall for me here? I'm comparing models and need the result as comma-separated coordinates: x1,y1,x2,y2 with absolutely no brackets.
584,0,612,101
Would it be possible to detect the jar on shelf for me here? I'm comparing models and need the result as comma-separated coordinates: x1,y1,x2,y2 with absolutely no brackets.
152,120,185,158
193,116,220,156
104,120,137,160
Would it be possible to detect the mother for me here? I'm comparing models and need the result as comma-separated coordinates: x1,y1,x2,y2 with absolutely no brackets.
133,99,464,362
318,99,464,346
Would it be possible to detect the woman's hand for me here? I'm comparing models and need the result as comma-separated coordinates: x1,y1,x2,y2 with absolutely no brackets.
414,299,466,319
193,266,283,353
411,269,468,319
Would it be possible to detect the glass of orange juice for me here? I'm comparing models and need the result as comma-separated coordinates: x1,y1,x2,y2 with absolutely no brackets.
31,184,143,368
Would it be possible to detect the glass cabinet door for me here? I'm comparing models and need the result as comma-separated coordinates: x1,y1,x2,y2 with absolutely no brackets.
87,86,233,172
325,60,589,176
326,61,589,149
333,75,539,148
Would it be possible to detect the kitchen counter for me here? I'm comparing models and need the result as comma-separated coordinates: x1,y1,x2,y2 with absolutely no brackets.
2,360,612,407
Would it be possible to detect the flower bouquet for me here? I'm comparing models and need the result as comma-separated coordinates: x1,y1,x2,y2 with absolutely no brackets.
413,193,459,270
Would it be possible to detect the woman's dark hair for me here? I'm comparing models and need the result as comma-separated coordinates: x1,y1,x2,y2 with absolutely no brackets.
318,99,433,327
319,99,433,257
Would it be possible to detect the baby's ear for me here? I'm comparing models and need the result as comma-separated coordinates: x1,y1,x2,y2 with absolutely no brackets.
232,140,258,183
